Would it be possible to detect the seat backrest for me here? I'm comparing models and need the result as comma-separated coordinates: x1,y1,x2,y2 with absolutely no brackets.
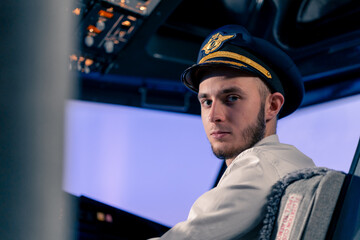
328,138,360,239
259,167,346,240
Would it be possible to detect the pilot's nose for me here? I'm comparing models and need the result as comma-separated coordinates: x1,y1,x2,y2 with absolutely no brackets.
208,100,225,123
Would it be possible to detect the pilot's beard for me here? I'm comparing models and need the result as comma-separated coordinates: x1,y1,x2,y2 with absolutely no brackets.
211,103,266,161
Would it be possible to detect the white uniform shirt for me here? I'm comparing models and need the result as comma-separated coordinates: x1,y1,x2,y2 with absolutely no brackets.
151,135,315,240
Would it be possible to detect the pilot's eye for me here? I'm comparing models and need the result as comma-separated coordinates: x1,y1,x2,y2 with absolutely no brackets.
201,99,212,107
227,95,239,103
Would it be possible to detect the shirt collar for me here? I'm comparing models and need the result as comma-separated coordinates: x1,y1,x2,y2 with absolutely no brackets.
226,134,279,170
254,134,279,147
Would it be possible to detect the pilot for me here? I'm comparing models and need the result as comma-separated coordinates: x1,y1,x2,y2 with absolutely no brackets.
151,25,315,239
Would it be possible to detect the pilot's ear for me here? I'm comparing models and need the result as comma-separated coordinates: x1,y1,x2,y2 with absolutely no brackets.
265,92,284,122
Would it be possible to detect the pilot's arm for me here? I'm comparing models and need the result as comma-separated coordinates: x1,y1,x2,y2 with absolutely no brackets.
150,153,279,240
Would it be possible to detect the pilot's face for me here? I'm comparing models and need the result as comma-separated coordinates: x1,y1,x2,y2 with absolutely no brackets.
198,69,266,163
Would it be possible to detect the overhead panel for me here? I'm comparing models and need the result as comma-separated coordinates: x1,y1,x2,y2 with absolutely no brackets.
69,0,161,75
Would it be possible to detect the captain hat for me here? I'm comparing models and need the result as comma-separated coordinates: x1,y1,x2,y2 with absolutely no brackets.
181,24,304,118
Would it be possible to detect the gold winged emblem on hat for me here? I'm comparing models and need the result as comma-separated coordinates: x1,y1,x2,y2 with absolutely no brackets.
202,32,235,55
